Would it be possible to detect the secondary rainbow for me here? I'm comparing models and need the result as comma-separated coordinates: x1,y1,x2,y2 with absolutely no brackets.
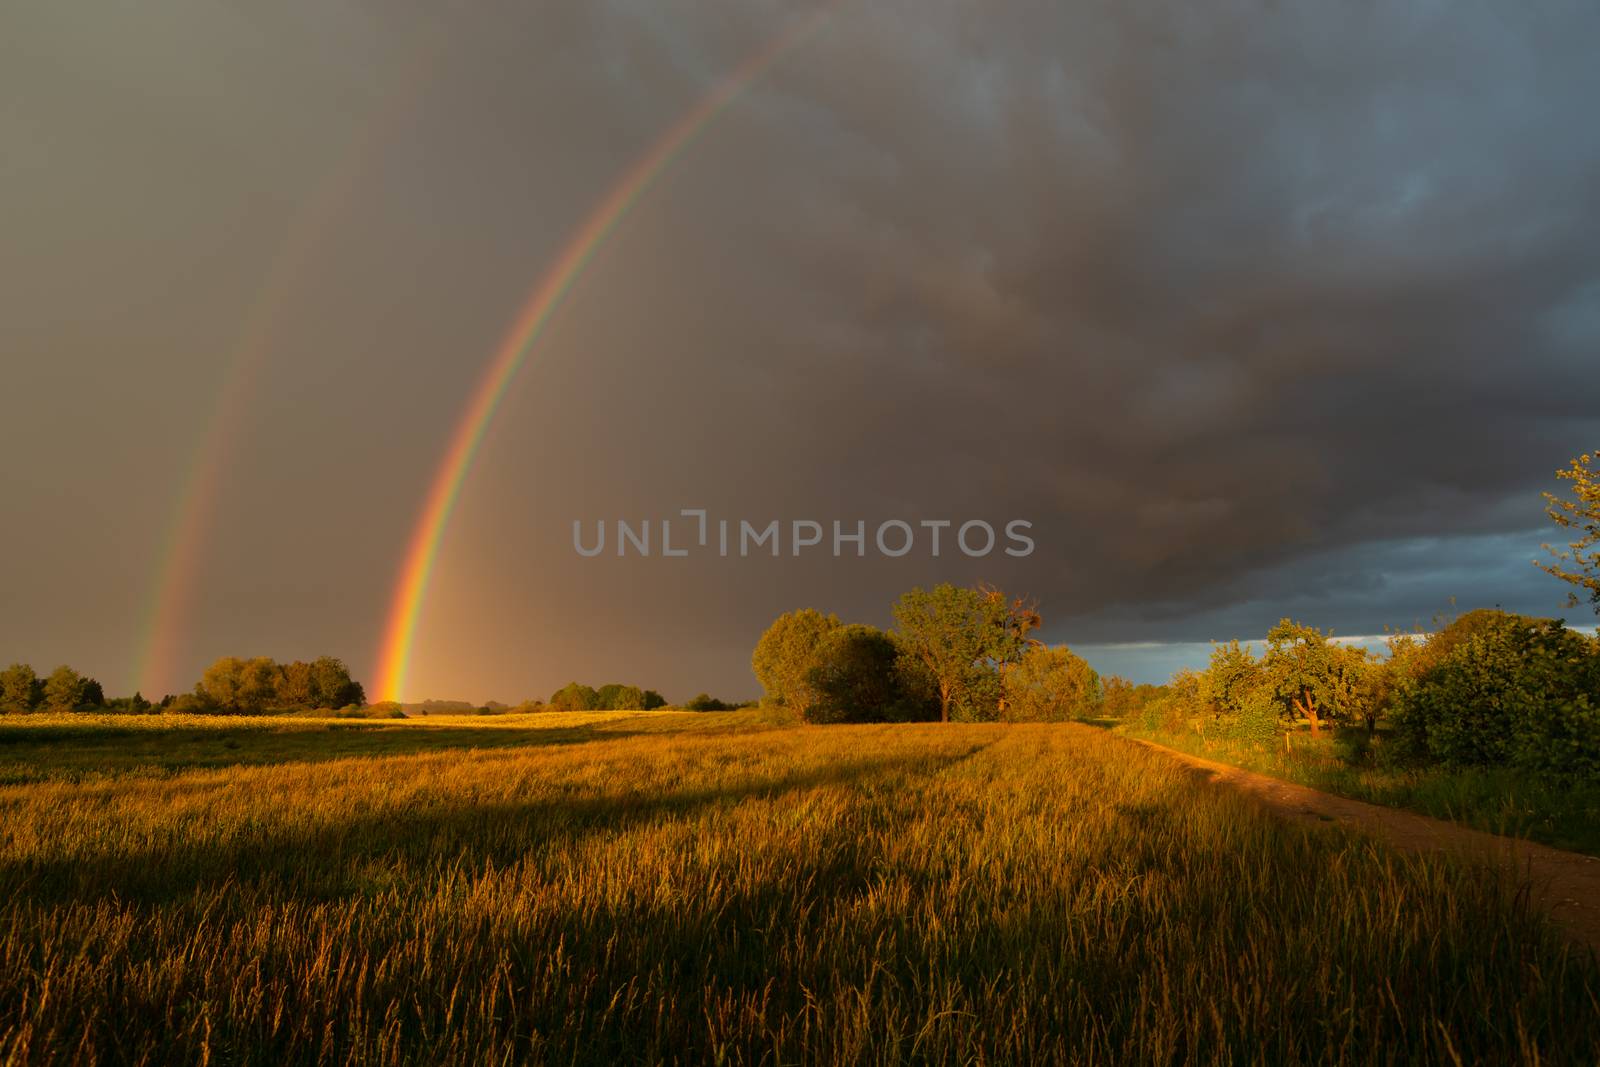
374,9,833,702
131,26,456,697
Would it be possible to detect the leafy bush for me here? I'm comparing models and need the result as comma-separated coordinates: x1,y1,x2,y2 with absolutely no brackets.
1219,686,1281,748
1393,616,1600,776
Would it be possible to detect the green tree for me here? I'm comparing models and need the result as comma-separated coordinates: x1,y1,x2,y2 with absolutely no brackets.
42,665,86,711
641,689,667,710
594,684,646,710
1202,640,1262,717
891,584,1015,723
549,682,600,711
1329,644,1383,734
198,657,245,710
310,656,364,709
1263,619,1337,736
751,609,840,715
198,656,282,714
1002,644,1102,722
804,624,912,724
0,663,42,712
1538,449,1600,614
278,660,316,708
81,677,104,708
1099,675,1138,719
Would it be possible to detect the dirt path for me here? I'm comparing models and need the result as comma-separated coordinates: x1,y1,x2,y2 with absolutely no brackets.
1129,736,1600,957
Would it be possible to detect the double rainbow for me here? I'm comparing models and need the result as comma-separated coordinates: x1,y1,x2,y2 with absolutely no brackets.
133,25,454,697
373,9,833,701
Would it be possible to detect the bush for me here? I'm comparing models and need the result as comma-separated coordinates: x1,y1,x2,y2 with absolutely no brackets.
1393,616,1600,776
1219,686,1281,748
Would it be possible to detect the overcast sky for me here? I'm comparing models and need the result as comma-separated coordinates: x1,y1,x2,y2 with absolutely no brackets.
3,1,1597,701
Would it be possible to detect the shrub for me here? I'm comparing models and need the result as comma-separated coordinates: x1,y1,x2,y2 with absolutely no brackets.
1220,686,1281,748
1393,615,1600,776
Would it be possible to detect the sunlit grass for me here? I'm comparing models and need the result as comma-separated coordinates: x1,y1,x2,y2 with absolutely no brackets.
1,716,1597,1063
1118,723,1600,856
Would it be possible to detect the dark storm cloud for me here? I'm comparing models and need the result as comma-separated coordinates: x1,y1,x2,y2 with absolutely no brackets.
677,0,1600,631
3,0,1597,698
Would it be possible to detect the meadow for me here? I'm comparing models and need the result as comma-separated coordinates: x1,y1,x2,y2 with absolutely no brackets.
2,711,1598,1065
1115,722,1600,857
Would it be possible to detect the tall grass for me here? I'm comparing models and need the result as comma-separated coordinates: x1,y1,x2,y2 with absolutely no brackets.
1,715,1596,1063
1118,722,1600,856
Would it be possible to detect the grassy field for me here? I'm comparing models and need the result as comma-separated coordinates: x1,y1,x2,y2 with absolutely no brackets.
1115,723,1600,857
2,712,1598,1064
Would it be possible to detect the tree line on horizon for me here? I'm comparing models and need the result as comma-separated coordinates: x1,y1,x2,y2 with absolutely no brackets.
0,663,113,713
0,654,365,716
1110,449,1600,778
1119,607,1600,777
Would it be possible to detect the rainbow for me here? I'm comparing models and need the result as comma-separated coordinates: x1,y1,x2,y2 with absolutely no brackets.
132,27,455,697
374,9,834,702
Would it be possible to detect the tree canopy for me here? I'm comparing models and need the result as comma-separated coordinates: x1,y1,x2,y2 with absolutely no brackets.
1538,449,1600,614
751,608,840,715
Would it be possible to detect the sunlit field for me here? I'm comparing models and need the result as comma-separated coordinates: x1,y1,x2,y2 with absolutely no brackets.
3,712,1598,1064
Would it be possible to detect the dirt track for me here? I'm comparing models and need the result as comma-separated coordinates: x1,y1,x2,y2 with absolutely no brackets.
1130,736,1600,957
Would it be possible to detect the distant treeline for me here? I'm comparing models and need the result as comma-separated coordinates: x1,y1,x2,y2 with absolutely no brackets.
517,684,749,713
0,663,114,713
1111,447,1600,779
752,583,1102,725
0,655,365,716
157,656,367,714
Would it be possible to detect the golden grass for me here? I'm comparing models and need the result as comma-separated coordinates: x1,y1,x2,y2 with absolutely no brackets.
1,714,1596,1064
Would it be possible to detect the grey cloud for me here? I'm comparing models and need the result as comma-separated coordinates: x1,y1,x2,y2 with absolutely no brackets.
2,1,1597,699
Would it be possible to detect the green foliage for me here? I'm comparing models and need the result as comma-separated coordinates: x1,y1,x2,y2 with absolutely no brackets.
802,625,934,724
751,609,840,716
891,584,1017,723
309,657,365,710
1001,645,1101,722
197,657,282,714
1539,448,1600,614
1219,686,1281,748
42,666,91,711
683,693,736,712
1393,614,1600,775
641,690,667,710
192,655,362,714
592,684,649,710
549,682,600,712
0,663,42,712
1263,619,1338,734
1101,677,1167,721
1328,644,1382,732
1203,640,1261,716
166,692,217,715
